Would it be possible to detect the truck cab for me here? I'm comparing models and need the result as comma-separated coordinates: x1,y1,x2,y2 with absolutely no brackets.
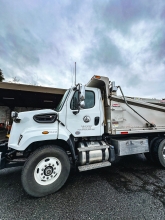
8,85,104,152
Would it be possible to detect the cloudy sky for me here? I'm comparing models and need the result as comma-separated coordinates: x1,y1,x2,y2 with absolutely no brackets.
0,0,165,98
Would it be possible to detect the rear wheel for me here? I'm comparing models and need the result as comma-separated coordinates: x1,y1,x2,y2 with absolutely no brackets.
152,138,165,167
144,137,159,163
21,145,70,197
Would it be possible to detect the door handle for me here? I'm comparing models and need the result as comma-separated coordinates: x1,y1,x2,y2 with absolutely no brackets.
94,117,100,126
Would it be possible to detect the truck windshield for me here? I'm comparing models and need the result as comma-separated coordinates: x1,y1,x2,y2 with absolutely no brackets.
55,89,71,112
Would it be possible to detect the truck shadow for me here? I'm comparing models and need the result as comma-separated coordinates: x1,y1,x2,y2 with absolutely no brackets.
68,154,165,206
0,154,165,207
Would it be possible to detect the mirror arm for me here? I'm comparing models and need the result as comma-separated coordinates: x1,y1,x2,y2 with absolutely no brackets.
72,109,80,115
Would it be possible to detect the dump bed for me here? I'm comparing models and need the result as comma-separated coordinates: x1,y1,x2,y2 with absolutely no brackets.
107,95,165,135
87,75,165,135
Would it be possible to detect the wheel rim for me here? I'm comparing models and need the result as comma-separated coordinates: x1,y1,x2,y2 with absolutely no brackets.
34,157,62,186
162,145,165,160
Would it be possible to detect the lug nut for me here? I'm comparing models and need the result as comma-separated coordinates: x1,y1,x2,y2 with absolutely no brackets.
43,176,45,178
41,173,43,175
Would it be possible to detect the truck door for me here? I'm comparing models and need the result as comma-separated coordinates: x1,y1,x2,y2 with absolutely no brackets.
66,88,101,137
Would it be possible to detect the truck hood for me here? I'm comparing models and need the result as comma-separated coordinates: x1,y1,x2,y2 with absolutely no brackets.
8,109,58,150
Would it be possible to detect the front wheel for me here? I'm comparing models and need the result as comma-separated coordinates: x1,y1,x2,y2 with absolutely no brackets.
21,145,70,197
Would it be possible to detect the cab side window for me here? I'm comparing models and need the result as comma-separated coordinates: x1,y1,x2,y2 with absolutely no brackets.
85,91,95,108
70,90,95,110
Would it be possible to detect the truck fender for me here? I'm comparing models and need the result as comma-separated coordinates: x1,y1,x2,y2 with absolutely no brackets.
66,135,77,161
58,127,76,161
9,128,58,151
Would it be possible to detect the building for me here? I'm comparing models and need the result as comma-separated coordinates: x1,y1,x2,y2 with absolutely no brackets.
0,82,66,127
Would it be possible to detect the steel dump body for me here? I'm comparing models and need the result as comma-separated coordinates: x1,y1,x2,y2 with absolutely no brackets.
87,76,165,135
108,95,165,134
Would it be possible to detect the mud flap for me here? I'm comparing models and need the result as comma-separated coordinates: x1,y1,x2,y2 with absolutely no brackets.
109,145,115,162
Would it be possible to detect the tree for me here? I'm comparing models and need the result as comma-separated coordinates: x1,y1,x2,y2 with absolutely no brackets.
8,76,20,83
12,76,20,83
0,69,5,82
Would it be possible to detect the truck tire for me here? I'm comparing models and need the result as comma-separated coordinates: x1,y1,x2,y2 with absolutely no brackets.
144,137,159,163
21,145,70,197
151,138,165,167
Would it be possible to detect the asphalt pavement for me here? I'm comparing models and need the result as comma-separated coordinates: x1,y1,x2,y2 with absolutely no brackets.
0,152,165,219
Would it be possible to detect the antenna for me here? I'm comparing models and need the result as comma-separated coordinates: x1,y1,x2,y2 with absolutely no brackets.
75,62,76,85
70,64,74,86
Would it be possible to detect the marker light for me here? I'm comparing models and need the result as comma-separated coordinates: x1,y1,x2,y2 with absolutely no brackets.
121,132,128,134
94,75,101,79
42,131,49,134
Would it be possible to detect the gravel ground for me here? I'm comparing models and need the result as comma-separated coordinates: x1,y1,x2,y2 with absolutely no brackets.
0,153,165,220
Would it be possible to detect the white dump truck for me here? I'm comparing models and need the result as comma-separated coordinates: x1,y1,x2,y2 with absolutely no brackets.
1,75,165,197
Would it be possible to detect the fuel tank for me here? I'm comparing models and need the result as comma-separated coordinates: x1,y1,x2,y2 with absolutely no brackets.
78,141,109,165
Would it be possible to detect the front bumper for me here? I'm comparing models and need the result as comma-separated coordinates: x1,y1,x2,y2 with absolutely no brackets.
0,141,26,170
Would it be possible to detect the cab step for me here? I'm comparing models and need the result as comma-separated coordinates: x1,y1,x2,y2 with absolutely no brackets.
77,145,109,152
78,161,111,172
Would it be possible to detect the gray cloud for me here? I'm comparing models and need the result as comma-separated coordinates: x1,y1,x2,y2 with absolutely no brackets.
0,0,165,97
124,73,142,88
151,30,165,62
84,31,126,69
93,0,165,34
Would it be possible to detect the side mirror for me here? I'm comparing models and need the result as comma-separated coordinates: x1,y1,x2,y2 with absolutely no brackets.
79,85,85,101
80,100,85,108
72,84,85,115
